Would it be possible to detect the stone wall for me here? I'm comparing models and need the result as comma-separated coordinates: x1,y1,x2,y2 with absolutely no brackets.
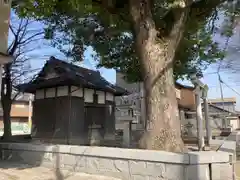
0,143,234,180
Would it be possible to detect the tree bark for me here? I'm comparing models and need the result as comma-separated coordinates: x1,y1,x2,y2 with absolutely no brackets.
129,0,188,152
1,63,12,140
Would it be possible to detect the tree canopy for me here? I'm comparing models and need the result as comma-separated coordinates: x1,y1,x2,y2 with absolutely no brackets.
11,0,240,152
12,0,239,82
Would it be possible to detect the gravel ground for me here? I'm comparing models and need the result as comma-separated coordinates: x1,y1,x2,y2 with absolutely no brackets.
0,162,121,180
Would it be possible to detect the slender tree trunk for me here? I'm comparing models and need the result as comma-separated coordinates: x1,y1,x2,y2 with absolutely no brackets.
1,63,12,140
129,0,188,152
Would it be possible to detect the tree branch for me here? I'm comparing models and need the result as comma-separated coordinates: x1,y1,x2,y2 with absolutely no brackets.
9,24,17,37
8,19,25,56
189,0,225,19
91,0,226,38
14,46,40,60
12,91,21,102
20,37,43,46
92,0,130,23
11,67,40,82
19,19,30,42
19,32,44,45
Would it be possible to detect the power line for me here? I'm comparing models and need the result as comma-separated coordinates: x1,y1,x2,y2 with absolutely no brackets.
216,36,230,128
203,69,232,76
221,79,240,97
208,84,240,88
217,36,230,73
204,72,218,75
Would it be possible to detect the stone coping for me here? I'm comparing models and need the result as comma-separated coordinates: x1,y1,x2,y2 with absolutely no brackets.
218,141,236,153
211,131,237,157
0,143,230,165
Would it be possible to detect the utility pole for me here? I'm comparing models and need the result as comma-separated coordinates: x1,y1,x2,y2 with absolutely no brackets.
218,75,227,128
216,36,229,129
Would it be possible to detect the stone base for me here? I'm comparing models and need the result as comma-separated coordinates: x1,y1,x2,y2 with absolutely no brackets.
104,134,115,141
203,146,211,151
0,143,234,180
89,129,103,146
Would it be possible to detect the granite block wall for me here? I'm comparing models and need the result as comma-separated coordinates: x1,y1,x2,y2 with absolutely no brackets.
0,143,234,180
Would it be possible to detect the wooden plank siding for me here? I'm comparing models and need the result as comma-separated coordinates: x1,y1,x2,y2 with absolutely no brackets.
11,103,31,118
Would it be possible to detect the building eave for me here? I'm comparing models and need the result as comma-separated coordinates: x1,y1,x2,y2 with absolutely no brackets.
17,57,129,96
175,82,195,90
17,77,129,96
0,52,13,65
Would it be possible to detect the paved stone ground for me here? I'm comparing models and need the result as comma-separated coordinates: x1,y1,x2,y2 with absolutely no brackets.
0,162,121,180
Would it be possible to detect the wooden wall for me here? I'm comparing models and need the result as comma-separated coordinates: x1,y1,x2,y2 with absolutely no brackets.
32,85,116,145
35,86,114,105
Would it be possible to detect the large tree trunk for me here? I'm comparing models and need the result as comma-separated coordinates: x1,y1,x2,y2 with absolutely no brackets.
1,63,12,140
129,0,188,152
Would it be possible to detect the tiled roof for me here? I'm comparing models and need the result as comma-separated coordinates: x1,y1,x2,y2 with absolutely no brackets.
12,93,32,102
17,57,128,96
208,104,239,116
175,82,195,90
208,97,236,103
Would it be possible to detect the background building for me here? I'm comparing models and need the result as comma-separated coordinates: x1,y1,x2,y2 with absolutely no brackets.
115,72,190,130
208,97,236,113
18,57,126,145
0,93,32,135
